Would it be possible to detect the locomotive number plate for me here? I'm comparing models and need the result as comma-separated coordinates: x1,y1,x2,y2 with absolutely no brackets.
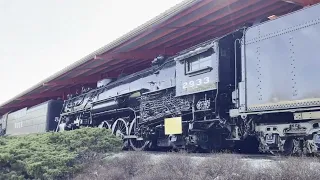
182,77,210,89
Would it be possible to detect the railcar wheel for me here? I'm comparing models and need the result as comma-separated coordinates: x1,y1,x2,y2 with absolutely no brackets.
112,118,128,140
128,118,149,151
270,138,301,156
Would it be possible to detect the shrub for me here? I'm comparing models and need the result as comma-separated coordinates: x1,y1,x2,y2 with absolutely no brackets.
0,128,122,180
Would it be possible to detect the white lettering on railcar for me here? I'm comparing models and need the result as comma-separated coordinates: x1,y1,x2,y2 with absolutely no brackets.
182,77,210,89
14,122,23,129
196,79,202,86
189,81,195,87
204,77,209,84
183,82,188,89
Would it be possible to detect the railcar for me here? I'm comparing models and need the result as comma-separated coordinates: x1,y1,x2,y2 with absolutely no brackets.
231,3,320,156
2,3,320,156
0,100,63,136
56,3,320,155
56,31,243,152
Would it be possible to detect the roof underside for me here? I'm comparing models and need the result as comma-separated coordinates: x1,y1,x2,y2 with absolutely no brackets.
1,0,319,115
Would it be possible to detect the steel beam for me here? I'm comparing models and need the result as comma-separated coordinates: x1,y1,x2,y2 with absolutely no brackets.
281,0,319,6
146,0,265,49
76,44,189,78
123,61,151,74
180,3,296,49
107,60,151,76
84,59,140,77
112,0,213,51
3,99,46,110
16,90,66,100
43,74,103,87
169,1,292,48
126,0,238,51
99,46,183,60
65,46,183,78
158,0,278,46
66,50,159,72
72,58,138,78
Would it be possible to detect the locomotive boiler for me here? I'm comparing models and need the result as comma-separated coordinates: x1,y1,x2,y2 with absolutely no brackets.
56,31,243,152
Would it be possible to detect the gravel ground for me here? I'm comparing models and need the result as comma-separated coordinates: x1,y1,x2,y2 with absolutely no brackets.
107,151,308,169
75,151,320,180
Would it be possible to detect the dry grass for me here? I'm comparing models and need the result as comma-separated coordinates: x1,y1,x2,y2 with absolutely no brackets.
73,152,320,180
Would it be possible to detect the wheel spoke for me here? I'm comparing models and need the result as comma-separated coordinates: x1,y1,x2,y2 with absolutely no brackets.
128,119,149,151
98,121,111,129
112,118,128,140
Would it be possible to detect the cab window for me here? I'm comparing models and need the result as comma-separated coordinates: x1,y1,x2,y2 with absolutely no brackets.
185,50,212,74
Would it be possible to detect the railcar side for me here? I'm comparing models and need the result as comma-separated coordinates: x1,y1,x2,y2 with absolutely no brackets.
231,3,320,156
0,100,63,136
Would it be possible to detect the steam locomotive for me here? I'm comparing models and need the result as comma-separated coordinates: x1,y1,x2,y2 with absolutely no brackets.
2,3,320,156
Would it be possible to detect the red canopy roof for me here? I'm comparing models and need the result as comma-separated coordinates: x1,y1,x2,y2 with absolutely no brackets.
0,0,318,115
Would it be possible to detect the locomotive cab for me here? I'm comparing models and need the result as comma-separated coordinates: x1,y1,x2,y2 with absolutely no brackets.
166,31,244,151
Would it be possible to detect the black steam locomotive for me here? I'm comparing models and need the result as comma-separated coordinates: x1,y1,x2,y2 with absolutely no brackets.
5,3,320,156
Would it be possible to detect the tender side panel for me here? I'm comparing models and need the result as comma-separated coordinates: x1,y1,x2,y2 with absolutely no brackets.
175,42,219,97
242,4,320,112
6,101,50,135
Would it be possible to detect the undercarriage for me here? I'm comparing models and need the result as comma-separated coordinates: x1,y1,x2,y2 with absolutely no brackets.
255,120,320,156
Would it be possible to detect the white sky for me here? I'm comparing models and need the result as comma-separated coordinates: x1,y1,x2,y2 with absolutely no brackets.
0,0,183,104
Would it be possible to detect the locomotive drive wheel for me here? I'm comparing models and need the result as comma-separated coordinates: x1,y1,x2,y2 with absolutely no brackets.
112,118,128,140
128,118,150,151
98,120,111,130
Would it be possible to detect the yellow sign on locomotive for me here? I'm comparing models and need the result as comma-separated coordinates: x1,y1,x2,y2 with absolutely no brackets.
164,117,182,135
